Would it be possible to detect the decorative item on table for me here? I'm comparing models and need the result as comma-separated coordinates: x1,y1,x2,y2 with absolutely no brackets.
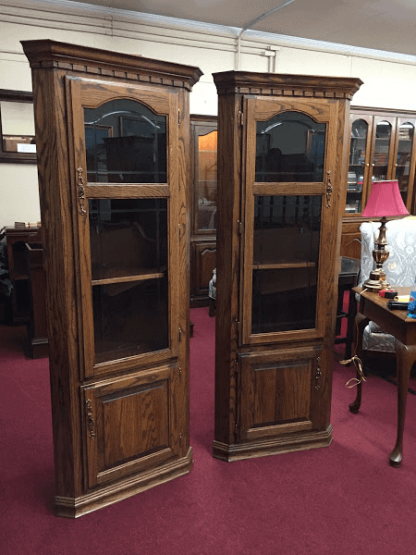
408,292,416,319
378,288,397,299
361,180,409,292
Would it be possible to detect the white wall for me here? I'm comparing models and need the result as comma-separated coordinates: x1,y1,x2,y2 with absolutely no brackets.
1,0,416,226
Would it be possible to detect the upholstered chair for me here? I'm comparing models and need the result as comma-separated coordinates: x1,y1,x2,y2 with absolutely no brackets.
359,216,416,354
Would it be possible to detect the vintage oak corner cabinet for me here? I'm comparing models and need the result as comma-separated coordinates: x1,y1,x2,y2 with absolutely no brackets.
22,40,202,517
213,71,362,462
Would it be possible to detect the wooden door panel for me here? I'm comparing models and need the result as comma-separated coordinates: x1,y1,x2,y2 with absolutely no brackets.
84,364,179,488
192,241,216,296
238,348,321,441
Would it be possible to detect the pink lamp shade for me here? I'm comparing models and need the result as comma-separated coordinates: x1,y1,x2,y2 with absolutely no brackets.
362,180,409,218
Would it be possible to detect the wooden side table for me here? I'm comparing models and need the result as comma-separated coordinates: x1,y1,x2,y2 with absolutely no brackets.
350,286,416,467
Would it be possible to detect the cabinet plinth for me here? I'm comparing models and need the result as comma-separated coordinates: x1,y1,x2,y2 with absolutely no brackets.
213,70,362,461
22,39,201,517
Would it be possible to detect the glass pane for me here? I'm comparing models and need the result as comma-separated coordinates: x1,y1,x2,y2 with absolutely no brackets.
347,119,368,214
89,198,168,363
372,120,391,181
255,111,326,182
84,100,167,183
197,130,217,231
89,199,167,281
93,278,168,364
395,121,414,206
251,195,321,334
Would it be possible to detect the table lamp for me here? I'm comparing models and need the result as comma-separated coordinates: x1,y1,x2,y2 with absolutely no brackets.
361,180,409,291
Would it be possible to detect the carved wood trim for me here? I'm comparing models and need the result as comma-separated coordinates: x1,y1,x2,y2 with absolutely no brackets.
21,40,202,91
213,71,363,100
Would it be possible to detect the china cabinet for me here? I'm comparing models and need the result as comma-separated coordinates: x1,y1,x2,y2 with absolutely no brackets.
22,39,201,517
190,115,218,306
212,70,362,461
341,106,416,259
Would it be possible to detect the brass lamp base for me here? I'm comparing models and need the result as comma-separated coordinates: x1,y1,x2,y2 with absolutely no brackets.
363,268,390,292
363,216,391,292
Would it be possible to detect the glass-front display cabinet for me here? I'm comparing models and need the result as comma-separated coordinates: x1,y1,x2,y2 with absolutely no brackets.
190,116,218,305
213,71,362,462
23,39,201,517
346,109,416,216
340,108,416,259
394,118,416,207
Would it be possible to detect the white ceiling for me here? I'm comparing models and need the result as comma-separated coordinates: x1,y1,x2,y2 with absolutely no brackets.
66,0,416,57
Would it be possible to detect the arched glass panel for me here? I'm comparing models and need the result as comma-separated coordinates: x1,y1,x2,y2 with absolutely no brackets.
255,111,326,182
197,130,217,231
347,119,368,213
395,121,414,206
372,120,392,181
84,99,167,183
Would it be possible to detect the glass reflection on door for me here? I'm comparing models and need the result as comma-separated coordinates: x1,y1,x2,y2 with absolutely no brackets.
251,195,321,334
255,111,326,183
395,121,415,206
84,99,167,184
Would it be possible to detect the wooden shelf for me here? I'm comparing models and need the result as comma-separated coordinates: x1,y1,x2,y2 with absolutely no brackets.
253,262,316,270
92,268,166,286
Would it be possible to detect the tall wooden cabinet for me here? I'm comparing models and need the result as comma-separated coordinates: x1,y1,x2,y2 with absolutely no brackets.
22,40,201,517
212,71,362,461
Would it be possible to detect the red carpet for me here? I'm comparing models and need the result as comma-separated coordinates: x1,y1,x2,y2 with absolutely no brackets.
1,308,416,554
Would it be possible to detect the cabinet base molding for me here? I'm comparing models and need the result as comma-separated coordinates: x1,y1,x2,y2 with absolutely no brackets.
212,426,333,462
54,448,193,518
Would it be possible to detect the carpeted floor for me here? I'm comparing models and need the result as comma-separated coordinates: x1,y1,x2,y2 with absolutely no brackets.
1,308,416,554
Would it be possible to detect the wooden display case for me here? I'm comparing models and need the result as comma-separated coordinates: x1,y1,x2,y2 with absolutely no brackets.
23,39,201,517
212,70,362,461
341,106,416,259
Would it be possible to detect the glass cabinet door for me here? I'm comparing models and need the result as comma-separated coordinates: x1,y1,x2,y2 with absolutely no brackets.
243,101,335,344
371,119,393,181
67,77,179,377
84,100,170,365
394,120,415,207
347,118,371,214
